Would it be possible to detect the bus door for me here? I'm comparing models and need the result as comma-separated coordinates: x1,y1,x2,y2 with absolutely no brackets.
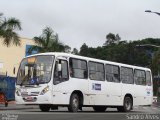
52,58,70,105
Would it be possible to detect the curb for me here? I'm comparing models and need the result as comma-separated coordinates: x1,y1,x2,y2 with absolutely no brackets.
0,106,37,110
0,100,39,110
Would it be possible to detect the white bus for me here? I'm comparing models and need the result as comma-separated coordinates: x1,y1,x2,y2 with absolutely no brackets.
15,52,153,112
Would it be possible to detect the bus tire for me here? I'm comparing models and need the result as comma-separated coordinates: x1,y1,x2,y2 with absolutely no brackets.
68,93,79,112
93,106,107,112
117,96,133,112
39,104,50,112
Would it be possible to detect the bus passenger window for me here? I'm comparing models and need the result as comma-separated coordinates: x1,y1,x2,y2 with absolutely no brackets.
134,69,146,85
121,67,134,84
89,61,105,81
69,58,88,79
105,64,120,83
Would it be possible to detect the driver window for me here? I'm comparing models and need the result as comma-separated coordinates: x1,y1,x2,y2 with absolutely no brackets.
53,60,69,84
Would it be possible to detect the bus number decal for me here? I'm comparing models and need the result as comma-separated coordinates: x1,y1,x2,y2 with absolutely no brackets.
92,83,101,91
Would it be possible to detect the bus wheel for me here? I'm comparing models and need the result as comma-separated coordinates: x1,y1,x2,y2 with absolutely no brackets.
117,96,133,112
68,94,79,112
39,104,50,112
93,106,107,112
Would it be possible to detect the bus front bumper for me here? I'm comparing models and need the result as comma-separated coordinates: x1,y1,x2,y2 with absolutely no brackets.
15,92,52,105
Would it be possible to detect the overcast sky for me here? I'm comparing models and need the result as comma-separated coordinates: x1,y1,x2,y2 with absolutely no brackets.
0,0,160,49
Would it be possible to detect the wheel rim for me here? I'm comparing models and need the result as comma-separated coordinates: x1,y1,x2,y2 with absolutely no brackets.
72,97,79,110
125,98,132,110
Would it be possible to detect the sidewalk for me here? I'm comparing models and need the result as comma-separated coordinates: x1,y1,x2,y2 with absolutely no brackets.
0,104,38,110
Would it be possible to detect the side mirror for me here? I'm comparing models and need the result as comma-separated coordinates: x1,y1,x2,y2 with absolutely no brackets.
58,63,62,72
57,60,62,78
13,67,16,75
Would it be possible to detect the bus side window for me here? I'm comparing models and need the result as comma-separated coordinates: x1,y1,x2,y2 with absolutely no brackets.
121,67,134,84
89,61,105,81
134,69,146,85
69,58,88,79
146,71,151,86
105,64,120,83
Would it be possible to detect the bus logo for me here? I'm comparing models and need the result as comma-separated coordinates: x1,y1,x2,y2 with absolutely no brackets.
92,83,101,91
146,88,151,96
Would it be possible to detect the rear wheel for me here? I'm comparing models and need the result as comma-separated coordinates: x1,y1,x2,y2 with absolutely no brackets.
39,104,51,112
93,106,107,112
68,94,79,112
117,96,133,112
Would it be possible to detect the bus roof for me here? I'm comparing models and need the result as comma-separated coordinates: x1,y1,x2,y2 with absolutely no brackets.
26,52,151,71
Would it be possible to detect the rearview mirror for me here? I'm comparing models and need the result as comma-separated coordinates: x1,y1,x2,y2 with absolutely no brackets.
57,59,62,72
58,63,62,72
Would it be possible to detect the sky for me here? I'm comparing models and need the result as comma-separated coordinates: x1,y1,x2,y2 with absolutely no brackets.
0,0,160,49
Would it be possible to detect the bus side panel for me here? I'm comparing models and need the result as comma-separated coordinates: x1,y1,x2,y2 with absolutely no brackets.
88,80,107,105
145,86,153,105
133,85,148,106
52,78,89,105
121,84,134,105
52,91,71,105
105,82,123,106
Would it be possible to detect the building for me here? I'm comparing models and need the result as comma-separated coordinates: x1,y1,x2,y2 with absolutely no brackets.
0,37,35,77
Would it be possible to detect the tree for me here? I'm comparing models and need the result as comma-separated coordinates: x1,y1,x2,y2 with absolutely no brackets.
79,43,89,57
64,45,71,53
28,27,66,53
0,13,22,47
103,33,121,46
72,48,79,55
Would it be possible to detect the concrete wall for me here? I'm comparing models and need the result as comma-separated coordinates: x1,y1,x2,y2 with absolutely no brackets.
0,37,35,77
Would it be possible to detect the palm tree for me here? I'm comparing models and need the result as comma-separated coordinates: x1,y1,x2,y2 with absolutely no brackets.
28,27,67,54
0,13,22,47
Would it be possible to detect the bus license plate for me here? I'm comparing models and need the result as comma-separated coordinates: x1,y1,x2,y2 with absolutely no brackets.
26,96,33,101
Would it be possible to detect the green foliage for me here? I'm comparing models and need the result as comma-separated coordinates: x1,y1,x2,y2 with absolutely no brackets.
72,48,79,55
79,38,160,68
0,13,21,47
64,45,71,53
104,33,121,46
28,27,68,53
79,43,89,56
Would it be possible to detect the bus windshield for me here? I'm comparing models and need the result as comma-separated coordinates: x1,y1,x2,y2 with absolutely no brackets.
17,55,54,85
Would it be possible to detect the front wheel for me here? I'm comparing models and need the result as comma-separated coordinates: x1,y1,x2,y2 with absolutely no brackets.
93,106,107,112
39,104,51,112
117,96,133,112
68,94,79,112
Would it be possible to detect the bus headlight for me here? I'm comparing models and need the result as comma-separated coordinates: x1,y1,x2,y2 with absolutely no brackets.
16,91,20,96
40,86,49,95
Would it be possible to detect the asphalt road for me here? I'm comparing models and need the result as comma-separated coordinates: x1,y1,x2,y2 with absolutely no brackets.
0,106,160,120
